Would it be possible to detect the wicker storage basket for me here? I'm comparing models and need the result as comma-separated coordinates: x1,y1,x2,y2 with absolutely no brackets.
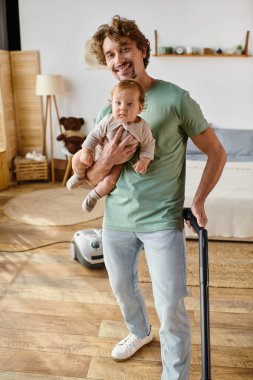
15,156,48,182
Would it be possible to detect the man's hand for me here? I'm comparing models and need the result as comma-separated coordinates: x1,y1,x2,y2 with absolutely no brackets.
133,157,151,174
99,126,138,167
185,201,208,233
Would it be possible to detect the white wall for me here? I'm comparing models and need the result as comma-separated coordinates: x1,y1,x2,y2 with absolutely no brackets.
19,0,253,158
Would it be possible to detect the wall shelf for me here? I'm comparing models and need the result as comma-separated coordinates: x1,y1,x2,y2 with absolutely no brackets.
153,53,251,58
153,30,251,58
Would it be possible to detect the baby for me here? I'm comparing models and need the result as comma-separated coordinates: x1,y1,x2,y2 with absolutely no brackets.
67,79,155,212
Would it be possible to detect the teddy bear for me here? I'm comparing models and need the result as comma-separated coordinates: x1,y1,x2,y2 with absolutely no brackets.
57,117,86,154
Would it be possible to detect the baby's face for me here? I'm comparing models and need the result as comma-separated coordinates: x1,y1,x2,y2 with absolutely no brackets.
112,87,143,124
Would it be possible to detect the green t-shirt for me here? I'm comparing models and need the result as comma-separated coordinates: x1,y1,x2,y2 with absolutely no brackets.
96,80,208,232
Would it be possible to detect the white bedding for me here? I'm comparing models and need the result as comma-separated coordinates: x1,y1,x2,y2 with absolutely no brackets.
184,160,253,240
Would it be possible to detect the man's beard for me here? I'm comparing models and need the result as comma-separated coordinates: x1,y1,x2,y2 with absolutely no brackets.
116,70,137,81
114,61,137,81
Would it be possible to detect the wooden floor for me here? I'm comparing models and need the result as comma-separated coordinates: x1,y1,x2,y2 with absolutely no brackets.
0,182,252,380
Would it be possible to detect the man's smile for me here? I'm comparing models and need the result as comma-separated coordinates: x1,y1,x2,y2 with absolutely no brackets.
115,61,133,75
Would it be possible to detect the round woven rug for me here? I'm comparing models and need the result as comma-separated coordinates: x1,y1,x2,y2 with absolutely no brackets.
4,186,105,226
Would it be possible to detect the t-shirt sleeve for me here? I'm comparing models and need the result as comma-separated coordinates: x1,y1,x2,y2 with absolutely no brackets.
179,91,209,137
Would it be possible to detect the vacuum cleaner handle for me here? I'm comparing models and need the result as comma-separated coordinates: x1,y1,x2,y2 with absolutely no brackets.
183,207,203,235
183,207,212,380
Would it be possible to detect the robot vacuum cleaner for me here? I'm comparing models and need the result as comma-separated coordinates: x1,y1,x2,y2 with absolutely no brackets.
70,229,104,269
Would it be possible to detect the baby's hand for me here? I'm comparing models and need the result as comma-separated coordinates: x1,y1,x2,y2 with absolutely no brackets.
133,158,151,174
80,148,94,167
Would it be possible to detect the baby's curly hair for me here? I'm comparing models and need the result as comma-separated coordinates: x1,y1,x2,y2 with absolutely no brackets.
111,79,145,106
90,15,150,68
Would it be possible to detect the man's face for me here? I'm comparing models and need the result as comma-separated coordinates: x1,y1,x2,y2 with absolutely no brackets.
102,37,146,81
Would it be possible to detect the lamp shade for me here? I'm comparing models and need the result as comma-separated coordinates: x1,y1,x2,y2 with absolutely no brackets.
35,74,64,95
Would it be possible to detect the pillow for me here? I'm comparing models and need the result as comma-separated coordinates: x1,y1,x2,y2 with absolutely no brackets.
213,127,253,157
187,127,253,162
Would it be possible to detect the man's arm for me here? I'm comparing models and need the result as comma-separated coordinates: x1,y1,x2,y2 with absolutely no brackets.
85,126,138,186
187,127,227,230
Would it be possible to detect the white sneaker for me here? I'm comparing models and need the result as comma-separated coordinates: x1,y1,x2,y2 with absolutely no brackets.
66,174,85,190
111,328,153,361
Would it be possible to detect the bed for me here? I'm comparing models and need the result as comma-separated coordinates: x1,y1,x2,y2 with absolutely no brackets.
184,127,253,241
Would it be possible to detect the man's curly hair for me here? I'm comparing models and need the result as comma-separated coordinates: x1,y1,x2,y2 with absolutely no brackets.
90,15,151,68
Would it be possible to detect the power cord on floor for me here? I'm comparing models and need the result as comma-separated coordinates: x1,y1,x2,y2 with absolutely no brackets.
0,241,71,253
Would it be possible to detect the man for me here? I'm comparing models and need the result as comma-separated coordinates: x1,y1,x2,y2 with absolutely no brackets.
72,15,226,380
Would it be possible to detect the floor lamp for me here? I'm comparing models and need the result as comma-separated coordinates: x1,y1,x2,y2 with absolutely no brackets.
35,74,64,183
